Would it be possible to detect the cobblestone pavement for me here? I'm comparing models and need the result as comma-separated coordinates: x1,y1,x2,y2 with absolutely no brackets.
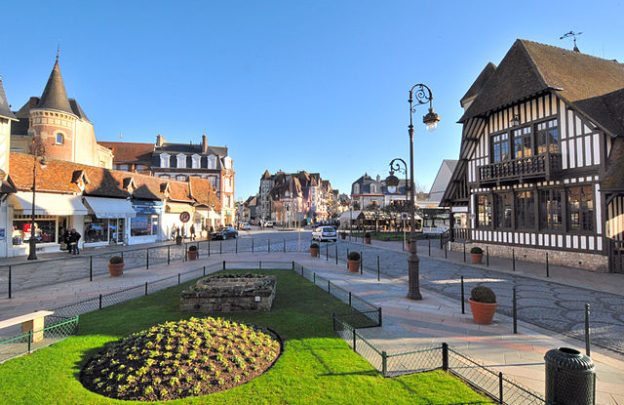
324,240,624,355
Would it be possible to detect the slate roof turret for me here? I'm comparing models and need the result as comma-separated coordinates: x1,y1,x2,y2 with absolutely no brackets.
0,77,16,120
36,57,74,115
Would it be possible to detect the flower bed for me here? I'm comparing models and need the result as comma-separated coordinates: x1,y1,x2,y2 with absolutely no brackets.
80,317,281,401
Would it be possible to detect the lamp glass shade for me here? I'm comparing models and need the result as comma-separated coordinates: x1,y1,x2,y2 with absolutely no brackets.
423,109,440,132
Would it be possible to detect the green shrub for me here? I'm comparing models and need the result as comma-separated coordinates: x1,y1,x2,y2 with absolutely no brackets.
470,286,496,303
348,251,361,261
470,247,483,254
109,256,124,264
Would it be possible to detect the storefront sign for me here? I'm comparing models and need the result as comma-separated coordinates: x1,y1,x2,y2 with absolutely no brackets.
179,211,191,223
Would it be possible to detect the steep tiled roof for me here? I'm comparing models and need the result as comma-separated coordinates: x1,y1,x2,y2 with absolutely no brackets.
189,176,221,210
460,62,496,107
461,39,624,136
0,78,16,120
99,141,154,164
167,181,193,203
37,59,74,115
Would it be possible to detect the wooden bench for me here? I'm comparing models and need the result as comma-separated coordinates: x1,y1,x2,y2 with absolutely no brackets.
0,311,54,343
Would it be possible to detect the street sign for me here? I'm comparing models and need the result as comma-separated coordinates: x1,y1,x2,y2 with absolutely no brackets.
400,212,409,221
179,211,191,223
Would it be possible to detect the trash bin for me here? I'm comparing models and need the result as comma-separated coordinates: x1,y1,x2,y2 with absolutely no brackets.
545,347,595,405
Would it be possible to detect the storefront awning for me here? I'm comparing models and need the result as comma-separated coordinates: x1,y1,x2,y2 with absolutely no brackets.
166,202,195,214
84,196,136,219
9,192,88,216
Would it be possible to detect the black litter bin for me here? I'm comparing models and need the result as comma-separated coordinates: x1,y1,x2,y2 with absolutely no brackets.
545,347,595,405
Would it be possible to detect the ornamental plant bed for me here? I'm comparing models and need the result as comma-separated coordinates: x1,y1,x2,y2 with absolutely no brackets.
80,317,281,401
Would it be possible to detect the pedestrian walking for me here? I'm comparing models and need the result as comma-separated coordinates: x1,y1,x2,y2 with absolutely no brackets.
190,224,196,241
62,229,71,253
69,228,81,255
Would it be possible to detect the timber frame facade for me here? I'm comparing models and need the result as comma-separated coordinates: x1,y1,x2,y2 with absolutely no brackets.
442,39,624,272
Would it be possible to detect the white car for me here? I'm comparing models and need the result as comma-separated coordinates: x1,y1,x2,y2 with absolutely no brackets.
312,226,337,242
264,221,274,228
241,223,252,230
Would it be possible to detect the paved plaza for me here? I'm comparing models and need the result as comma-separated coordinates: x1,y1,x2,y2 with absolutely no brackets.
1,231,623,403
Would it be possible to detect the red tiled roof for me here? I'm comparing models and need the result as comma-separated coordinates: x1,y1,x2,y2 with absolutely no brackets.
98,141,154,163
189,176,221,210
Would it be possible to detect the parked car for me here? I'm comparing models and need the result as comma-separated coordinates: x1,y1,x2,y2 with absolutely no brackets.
312,226,337,242
211,227,238,240
264,221,274,228
241,223,252,230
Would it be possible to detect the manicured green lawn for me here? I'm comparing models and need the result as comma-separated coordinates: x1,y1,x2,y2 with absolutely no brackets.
0,270,490,404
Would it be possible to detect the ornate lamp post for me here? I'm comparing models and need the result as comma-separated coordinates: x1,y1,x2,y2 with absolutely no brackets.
395,84,440,300
27,136,47,261
386,157,407,243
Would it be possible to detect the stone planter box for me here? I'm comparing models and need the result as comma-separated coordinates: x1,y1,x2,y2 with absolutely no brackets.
180,274,277,312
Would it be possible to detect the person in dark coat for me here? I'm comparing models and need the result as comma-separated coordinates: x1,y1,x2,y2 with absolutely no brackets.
62,229,71,253
190,224,196,241
69,229,81,255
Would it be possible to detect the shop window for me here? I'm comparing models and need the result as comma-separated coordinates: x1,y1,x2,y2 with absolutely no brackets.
568,186,594,232
84,217,108,243
12,215,57,245
494,192,512,229
131,214,159,236
539,189,563,230
476,194,492,228
515,191,536,229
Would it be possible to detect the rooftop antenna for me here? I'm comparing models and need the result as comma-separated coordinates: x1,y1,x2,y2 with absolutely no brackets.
56,44,61,62
560,31,582,52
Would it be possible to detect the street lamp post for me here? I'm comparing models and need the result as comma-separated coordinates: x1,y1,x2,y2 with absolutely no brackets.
390,84,440,300
27,138,47,261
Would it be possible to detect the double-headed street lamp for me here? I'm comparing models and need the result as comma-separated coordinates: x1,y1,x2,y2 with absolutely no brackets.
27,136,47,261
387,84,440,300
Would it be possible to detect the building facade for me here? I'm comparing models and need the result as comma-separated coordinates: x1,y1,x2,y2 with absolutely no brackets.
442,39,624,272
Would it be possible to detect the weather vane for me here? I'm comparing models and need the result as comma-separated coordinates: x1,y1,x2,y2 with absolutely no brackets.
560,31,582,52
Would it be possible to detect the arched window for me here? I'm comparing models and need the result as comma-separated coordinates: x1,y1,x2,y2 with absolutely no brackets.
55,133,64,145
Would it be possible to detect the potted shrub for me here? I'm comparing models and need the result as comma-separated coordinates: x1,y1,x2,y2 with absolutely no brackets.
347,251,361,273
364,232,372,244
470,246,484,264
108,256,124,277
468,286,497,325
310,242,320,257
188,245,198,260
340,231,347,240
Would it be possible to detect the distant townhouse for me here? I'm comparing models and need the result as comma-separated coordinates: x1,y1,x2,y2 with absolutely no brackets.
442,39,624,272
351,173,408,209
100,133,235,226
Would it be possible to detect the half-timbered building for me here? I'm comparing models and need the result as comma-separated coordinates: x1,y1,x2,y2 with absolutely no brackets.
442,39,624,272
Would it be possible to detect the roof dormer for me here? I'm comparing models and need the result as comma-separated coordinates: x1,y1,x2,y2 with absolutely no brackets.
123,177,136,193
71,170,90,191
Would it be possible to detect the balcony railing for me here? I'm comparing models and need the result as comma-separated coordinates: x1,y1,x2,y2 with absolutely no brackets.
479,152,561,184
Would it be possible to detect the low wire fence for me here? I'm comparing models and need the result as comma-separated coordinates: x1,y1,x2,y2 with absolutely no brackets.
0,315,79,364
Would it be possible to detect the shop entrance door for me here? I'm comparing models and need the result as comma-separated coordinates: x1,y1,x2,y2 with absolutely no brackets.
109,219,125,244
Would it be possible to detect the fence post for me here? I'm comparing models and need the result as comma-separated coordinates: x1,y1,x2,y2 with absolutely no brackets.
208,240,211,256
222,260,226,271
348,291,352,307
346,248,350,270
268,238,271,253
378,307,382,327
121,251,124,262
203,266,206,276
284,238,286,253
178,273,181,285
546,252,550,278
585,303,591,356
486,246,490,267
259,260,262,270
512,286,517,334
428,237,431,256
236,238,238,254
512,248,516,272
8,265,12,299
167,245,171,265
325,244,328,261
352,329,357,352
89,256,93,282
327,280,331,293
377,255,380,282
300,265,304,277
444,243,448,259
98,294,103,310
442,342,449,371
461,276,465,314
220,240,222,255
463,241,466,263
291,261,295,271
335,244,338,265
145,281,148,296
184,244,188,262
498,372,504,404
146,248,150,269
381,351,388,376
28,331,32,353
360,251,363,275
313,272,316,284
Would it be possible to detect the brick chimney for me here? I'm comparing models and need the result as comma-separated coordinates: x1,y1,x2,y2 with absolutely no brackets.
156,133,165,146
202,133,208,154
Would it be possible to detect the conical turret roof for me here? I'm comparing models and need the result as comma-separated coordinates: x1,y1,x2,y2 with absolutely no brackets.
0,77,16,120
37,57,74,115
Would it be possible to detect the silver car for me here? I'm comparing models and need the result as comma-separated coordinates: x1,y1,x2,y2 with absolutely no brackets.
312,226,337,242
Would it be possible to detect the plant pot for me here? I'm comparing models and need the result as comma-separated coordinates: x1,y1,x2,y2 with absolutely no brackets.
188,250,198,260
468,299,497,325
471,253,483,264
108,262,124,277
364,237,371,245
310,247,319,257
347,259,360,273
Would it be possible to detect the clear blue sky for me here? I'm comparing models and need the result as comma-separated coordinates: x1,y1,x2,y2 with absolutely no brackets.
2,0,623,199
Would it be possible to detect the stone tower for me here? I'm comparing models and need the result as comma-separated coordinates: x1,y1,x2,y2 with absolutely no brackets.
28,55,78,162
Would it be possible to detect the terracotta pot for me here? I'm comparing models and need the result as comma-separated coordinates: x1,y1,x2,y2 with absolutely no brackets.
108,262,124,277
364,236,371,245
310,247,319,257
188,250,198,260
348,259,360,273
468,299,497,325
471,253,483,264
